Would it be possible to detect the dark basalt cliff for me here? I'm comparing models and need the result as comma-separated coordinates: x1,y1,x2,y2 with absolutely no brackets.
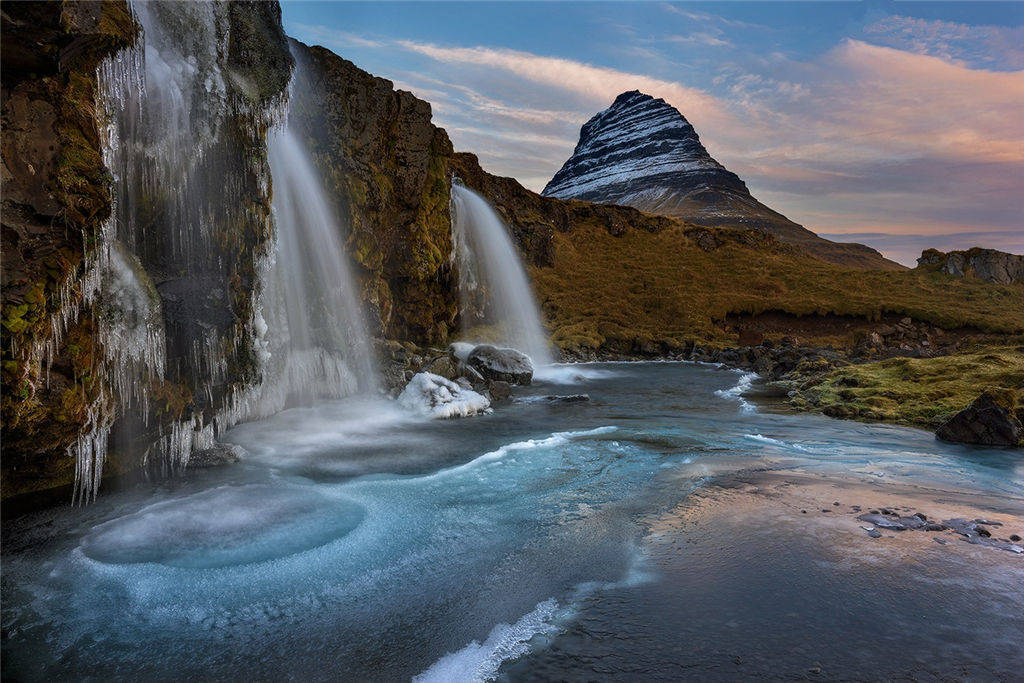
2,1,294,500
286,42,458,343
543,91,900,271
917,247,1024,285
2,1,139,495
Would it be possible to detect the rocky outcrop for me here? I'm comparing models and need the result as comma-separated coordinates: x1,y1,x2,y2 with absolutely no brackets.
542,91,899,271
2,1,138,497
286,41,458,343
1,1,294,500
936,390,1024,447
917,248,1024,285
397,372,490,419
467,345,534,385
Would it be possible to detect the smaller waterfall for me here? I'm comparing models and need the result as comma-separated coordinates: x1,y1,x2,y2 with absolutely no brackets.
450,184,553,367
259,125,379,408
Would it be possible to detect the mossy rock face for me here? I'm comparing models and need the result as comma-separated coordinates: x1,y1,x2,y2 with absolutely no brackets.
1,1,138,499
2,1,295,501
286,41,458,344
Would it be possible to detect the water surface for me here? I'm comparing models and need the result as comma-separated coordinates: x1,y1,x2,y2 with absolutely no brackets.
3,362,1022,681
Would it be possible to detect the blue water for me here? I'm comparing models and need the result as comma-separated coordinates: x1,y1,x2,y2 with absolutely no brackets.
3,362,1022,681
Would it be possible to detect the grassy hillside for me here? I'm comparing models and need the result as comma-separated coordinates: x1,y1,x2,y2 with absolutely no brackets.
531,220,1024,354
789,346,1024,428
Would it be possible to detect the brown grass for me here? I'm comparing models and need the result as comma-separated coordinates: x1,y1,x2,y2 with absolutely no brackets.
532,221,1024,353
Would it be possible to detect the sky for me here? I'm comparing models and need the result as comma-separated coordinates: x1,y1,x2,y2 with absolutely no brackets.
282,1,1024,265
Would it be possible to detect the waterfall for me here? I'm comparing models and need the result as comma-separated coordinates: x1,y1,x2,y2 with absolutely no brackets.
75,1,294,500
256,124,379,407
450,184,553,367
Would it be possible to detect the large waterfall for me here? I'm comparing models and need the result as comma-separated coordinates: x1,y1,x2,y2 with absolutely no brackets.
74,2,373,500
450,184,554,367
259,123,379,406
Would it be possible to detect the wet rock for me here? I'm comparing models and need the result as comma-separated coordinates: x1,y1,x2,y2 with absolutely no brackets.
467,344,534,385
488,380,512,403
936,389,1024,447
541,394,590,403
187,444,244,469
398,372,490,419
421,355,461,381
857,513,907,530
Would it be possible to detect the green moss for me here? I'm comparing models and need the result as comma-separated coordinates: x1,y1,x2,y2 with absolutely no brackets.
793,346,1024,427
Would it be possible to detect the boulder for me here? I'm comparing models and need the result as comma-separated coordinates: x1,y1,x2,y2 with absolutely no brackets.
397,372,490,419
467,344,534,385
936,390,1024,447
488,380,512,402
187,444,244,469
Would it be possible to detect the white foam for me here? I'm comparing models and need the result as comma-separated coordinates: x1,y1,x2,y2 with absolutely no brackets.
413,598,564,683
431,426,618,479
415,543,652,682
744,433,812,453
714,371,757,413
533,364,614,384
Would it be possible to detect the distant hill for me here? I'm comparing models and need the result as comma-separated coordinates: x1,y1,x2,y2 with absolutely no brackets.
543,90,901,270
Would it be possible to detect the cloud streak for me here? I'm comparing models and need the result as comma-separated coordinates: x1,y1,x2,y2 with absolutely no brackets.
289,16,1024,244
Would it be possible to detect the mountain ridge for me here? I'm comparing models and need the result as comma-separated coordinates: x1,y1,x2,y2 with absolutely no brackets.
543,90,901,270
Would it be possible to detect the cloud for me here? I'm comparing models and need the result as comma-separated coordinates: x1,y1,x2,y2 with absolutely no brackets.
290,18,1023,239
290,22,385,49
395,40,730,130
863,15,1024,70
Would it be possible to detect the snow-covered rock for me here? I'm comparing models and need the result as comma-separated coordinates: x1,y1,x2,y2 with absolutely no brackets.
467,344,534,385
542,90,745,210
398,372,491,419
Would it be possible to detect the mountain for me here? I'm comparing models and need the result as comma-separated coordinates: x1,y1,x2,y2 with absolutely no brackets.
542,90,900,270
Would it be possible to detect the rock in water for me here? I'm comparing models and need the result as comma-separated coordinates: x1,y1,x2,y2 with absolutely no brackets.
488,380,512,403
936,390,1024,447
187,444,245,469
467,344,534,385
398,372,491,419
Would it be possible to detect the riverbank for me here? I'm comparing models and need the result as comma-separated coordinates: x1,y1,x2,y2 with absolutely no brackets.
555,335,1024,447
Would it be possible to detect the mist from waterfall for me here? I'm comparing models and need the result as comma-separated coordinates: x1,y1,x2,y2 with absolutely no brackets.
259,124,379,406
450,184,553,367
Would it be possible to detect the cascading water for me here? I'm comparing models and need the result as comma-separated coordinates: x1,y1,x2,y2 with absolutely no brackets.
72,1,295,500
450,184,554,367
257,122,379,407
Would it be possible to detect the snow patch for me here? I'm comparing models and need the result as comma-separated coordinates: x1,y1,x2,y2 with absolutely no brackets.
398,372,491,419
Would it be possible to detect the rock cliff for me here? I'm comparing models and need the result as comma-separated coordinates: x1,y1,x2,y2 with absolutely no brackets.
2,1,139,497
917,247,1024,285
542,91,899,271
2,0,294,500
